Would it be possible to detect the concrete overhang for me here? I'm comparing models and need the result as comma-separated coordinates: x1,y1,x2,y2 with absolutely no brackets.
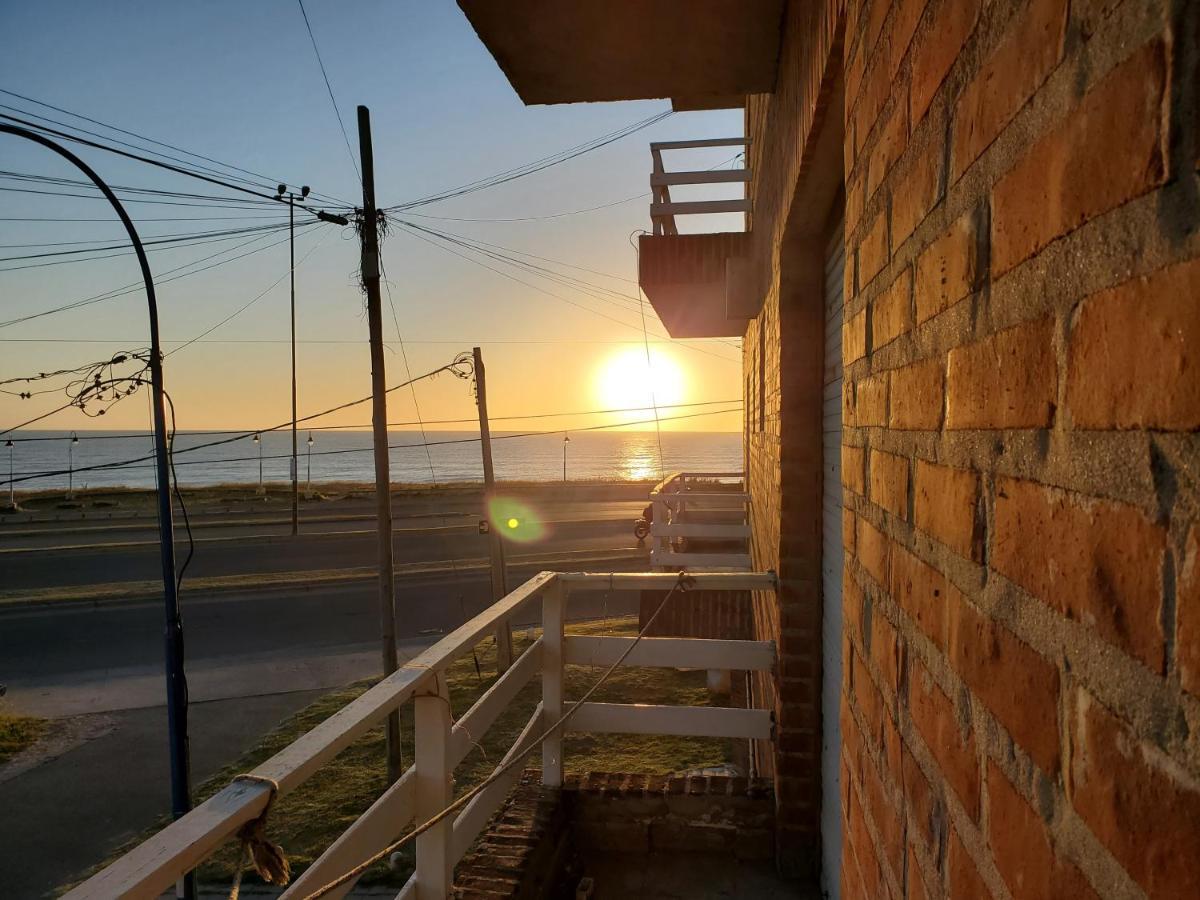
639,232,753,338
457,0,785,108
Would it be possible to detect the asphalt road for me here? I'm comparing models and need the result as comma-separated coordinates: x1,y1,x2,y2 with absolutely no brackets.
0,508,643,592
0,494,648,898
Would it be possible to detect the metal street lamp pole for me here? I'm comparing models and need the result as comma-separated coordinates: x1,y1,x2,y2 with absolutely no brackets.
274,184,310,536
6,439,14,509
306,432,314,498
68,431,78,499
0,123,194,898
254,432,263,495
563,432,570,482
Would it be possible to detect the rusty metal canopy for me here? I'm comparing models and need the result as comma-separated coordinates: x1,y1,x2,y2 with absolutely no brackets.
457,0,785,107
639,232,752,338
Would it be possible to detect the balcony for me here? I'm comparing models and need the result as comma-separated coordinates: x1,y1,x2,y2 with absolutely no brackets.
639,139,758,338
649,471,751,571
68,569,781,899
456,0,785,110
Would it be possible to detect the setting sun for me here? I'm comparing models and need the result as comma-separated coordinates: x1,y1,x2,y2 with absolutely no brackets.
596,347,686,412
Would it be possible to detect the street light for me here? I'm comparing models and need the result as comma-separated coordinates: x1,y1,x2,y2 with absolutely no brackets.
5,439,14,510
306,432,314,498
253,432,264,496
274,184,310,537
563,432,570,483
68,432,79,499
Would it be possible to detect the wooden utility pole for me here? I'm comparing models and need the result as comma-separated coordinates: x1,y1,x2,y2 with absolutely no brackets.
473,346,513,671
358,105,402,782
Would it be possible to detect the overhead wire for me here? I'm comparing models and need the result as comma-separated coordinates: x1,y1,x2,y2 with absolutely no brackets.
1,398,742,442
1,404,742,485
0,91,352,206
296,0,361,184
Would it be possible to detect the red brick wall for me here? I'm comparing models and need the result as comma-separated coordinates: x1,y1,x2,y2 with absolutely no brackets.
835,0,1200,898
743,0,846,878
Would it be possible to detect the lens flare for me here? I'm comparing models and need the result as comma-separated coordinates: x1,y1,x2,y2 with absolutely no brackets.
487,495,547,544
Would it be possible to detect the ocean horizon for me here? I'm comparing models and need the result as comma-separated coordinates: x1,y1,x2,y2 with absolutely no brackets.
3,429,744,492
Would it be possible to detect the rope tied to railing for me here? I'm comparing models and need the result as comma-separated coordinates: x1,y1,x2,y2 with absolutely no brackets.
294,570,696,900
227,774,291,899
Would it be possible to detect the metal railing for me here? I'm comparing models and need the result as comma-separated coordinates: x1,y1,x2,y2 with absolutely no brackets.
650,138,750,236
67,569,776,900
650,472,751,570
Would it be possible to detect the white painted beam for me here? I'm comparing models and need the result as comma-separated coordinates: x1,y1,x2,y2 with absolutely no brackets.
651,522,750,539
558,571,775,592
650,169,750,186
567,702,773,740
650,199,751,218
650,551,753,569
650,137,748,150
564,635,775,672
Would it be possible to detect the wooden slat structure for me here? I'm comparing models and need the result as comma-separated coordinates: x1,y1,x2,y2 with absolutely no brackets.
66,568,776,900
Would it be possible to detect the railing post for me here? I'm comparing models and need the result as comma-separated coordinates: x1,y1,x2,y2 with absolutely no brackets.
542,579,565,787
414,672,452,898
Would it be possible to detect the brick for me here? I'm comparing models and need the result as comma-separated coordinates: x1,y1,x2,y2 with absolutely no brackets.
992,476,1167,672
902,748,940,852
847,170,866,237
856,52,894,155
909,659,980,820
951,0,1068,179
948,600,1061,774
945,318,1056,429
914,211,982,324
1071,692,1200,900
906,843,927,900
867,99,910,200
860,211,890,288
887,0,928,79
845,565,865,644
1180,527,1200,696
910,0,981,126
843,444,866,494
1066,257,1200,429
987,761,1099,900
991,39,1168,275
845,307,868,364
870,449,909,519
847,785,884,899
853,644,887,746
863,749,904,880
890,543,952,650
844,507,857,554
873,268,913,349
948,827,992,899
869,604,901,697
888,357,944,429
892,143,942,249
856,372,890,427
913,460,980,559
857,516,891,585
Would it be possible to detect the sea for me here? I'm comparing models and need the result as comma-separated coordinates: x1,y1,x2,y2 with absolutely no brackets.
5,429,743,492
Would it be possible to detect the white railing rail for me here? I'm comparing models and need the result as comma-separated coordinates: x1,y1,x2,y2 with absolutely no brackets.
67,569,776,900
650,471,751,570
650,138,750,236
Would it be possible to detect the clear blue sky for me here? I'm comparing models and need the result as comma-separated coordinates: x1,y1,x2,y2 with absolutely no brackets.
0,1,745,433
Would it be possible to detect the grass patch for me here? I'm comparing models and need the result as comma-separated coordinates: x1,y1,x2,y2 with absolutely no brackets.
0,711,47,765
93,617,731,891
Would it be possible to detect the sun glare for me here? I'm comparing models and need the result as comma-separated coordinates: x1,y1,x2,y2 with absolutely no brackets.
597,347,686,413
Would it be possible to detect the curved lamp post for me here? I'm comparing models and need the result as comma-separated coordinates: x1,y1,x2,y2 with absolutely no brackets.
1,123,192,891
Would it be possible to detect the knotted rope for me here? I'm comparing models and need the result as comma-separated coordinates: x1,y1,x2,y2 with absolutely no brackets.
228,774,290,899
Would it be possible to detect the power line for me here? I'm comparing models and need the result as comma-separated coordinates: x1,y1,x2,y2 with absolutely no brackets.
1,398,743,443
0,89,352,206
401,191,649,223
0,111,346,217
2,404,743,485
0,221,305,274
296,0,361,184
0,225,321,329
0,221,294,262
385,110,673,212
394,220,741,366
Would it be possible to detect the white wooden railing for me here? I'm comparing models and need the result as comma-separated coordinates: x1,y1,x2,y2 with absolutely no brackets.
650,472,751,571
650,138,750,236
67,569,776,900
